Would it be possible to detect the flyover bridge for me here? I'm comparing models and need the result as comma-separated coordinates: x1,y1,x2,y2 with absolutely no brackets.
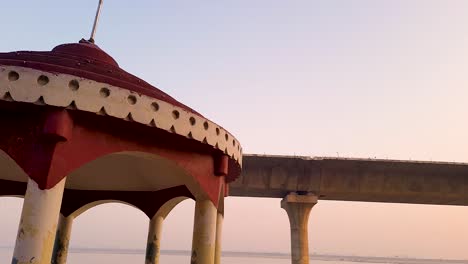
229,154,468,264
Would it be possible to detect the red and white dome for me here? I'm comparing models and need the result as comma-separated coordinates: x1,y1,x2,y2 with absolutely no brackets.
0,39,242,181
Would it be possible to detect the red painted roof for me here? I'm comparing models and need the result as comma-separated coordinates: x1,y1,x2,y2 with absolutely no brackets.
0,39,200,116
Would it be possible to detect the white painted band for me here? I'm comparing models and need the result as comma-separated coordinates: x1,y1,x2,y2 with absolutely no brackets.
0,66,242,166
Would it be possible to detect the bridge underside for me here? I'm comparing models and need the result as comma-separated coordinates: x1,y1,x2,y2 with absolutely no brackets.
230,154,468,206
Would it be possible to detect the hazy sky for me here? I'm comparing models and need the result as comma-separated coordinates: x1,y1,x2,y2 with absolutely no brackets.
1,0,468,260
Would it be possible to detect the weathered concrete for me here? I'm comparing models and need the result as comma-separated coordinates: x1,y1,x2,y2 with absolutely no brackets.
281,193,318,264
230,155,468,205
214,212,224,264
12,178,66,264
51,215,73,264
145,215,164,264
191,200,217,264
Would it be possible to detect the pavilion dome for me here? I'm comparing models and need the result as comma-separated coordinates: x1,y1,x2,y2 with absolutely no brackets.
1,39,199,114
0,39,242,181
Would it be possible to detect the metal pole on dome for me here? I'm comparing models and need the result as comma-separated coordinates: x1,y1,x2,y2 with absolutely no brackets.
89,0,104,43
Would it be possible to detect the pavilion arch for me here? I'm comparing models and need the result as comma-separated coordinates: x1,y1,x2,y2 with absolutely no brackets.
153,196,190,219
64,151,207,201
67,195,192,220
68,199,145,219
58,199,151,261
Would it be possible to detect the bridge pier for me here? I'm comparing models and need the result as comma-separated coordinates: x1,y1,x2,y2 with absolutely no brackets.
51,215,74,264
281,193,318,264
191,199,217,264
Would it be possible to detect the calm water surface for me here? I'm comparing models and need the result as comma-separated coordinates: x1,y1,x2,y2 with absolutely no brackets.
70,253,364,264
0,248,377,264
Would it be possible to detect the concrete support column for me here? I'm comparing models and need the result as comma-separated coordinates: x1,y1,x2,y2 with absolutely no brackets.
214,212,224,264
51,215,74,264
191,199,217,264
281,193,318,264
145,215,164,264
12,177,66,264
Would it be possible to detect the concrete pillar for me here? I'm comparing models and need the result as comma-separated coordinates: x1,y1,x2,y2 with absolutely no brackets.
281,193,318,264
51,215,74,264
191,200,217,264
12,178,66,264
145,215,164,264
214,212,223,264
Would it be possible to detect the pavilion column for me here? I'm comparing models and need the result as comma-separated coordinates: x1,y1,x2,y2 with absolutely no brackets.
12,177,66,264
191,199,217,264
145,215,164,264
214,211,224,264
51,215,74,264
281,193,318,264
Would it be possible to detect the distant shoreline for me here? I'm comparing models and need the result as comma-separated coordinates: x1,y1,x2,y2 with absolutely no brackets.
1,246,467,264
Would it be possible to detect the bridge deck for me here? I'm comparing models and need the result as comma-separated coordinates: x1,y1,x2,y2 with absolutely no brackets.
229,155,468,205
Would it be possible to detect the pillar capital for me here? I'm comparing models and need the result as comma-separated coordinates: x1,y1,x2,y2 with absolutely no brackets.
281,193,318,209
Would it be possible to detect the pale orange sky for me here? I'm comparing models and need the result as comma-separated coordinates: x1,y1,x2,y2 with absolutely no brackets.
1,0,468,260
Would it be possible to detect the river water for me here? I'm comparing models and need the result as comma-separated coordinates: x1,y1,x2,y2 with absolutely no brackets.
70,253,363,264
0,249,373,264
1,248,466,264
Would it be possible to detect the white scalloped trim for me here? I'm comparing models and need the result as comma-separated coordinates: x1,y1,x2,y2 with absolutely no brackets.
0,66,242,166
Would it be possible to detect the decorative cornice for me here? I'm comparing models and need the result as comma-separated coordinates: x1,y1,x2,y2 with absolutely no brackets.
0,65,242,166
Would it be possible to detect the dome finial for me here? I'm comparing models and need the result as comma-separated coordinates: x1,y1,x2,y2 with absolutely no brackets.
89,0,104,43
